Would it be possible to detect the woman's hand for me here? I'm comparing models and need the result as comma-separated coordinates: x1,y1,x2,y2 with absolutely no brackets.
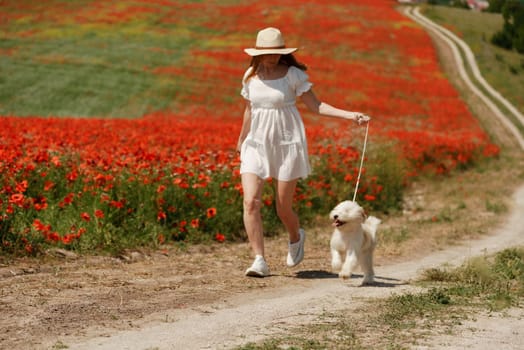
351,112,370,125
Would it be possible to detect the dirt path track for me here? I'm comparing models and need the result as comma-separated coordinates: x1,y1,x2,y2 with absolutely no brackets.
65,184,524,350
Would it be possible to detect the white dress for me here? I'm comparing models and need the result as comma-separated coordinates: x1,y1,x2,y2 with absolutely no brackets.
240,65,313,181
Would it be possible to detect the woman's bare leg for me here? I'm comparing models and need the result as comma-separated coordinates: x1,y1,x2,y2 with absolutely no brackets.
241,173,265,256
275,179,300,243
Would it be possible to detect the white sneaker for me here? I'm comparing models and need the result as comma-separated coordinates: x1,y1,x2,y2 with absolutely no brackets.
245,255,270,277
287,229,305,267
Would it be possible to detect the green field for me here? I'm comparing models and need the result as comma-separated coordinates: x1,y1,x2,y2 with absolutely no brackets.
0,1,222,118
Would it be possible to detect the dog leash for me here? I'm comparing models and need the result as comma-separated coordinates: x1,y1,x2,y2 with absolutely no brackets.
352,121,370,202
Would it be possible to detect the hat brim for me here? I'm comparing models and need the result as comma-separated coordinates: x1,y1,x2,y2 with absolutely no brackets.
244,47,298,56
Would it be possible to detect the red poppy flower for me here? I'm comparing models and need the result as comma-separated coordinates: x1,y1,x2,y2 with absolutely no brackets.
9,194,24,206
206,207,217,219
15,180,28,193
191,218,200,228
44,181,54,191
62,234,75,244
109,200,124,209
157,211,166,221
33,219,50,232
81,212,91,222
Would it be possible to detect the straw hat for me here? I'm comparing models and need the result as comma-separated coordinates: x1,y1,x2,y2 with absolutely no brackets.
244,27,298,56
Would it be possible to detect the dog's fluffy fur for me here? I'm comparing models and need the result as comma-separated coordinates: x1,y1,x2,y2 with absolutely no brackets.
329,200,381,285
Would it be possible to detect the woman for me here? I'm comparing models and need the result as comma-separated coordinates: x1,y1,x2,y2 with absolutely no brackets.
237,27,369,277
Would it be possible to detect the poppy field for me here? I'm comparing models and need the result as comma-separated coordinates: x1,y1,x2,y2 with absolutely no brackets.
0,0,499,255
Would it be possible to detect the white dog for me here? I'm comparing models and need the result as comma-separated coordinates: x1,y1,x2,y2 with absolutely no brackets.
329,200,381,285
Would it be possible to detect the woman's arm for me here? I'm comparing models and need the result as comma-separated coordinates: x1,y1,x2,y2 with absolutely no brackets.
237,103,252,153
300,89,370,124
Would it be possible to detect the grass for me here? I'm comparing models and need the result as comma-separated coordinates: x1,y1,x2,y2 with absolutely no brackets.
51,341,68,349
377,247,524,342
0,39,184,118
0,2,203,118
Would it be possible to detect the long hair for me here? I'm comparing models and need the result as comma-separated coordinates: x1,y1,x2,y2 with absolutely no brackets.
244,54,307,82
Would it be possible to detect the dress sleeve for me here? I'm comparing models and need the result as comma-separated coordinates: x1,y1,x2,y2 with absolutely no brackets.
240,66,253,100
289,66,313,96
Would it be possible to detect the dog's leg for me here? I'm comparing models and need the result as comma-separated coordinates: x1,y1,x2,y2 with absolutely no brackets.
339,232,363,279
360,226,378,285
359,247,375,285
339,248,359,279
331,248,343,272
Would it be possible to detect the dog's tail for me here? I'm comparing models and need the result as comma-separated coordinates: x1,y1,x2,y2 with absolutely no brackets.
363,216,381,242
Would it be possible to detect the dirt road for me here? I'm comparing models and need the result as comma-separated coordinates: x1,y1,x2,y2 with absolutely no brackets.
56,184,524,349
